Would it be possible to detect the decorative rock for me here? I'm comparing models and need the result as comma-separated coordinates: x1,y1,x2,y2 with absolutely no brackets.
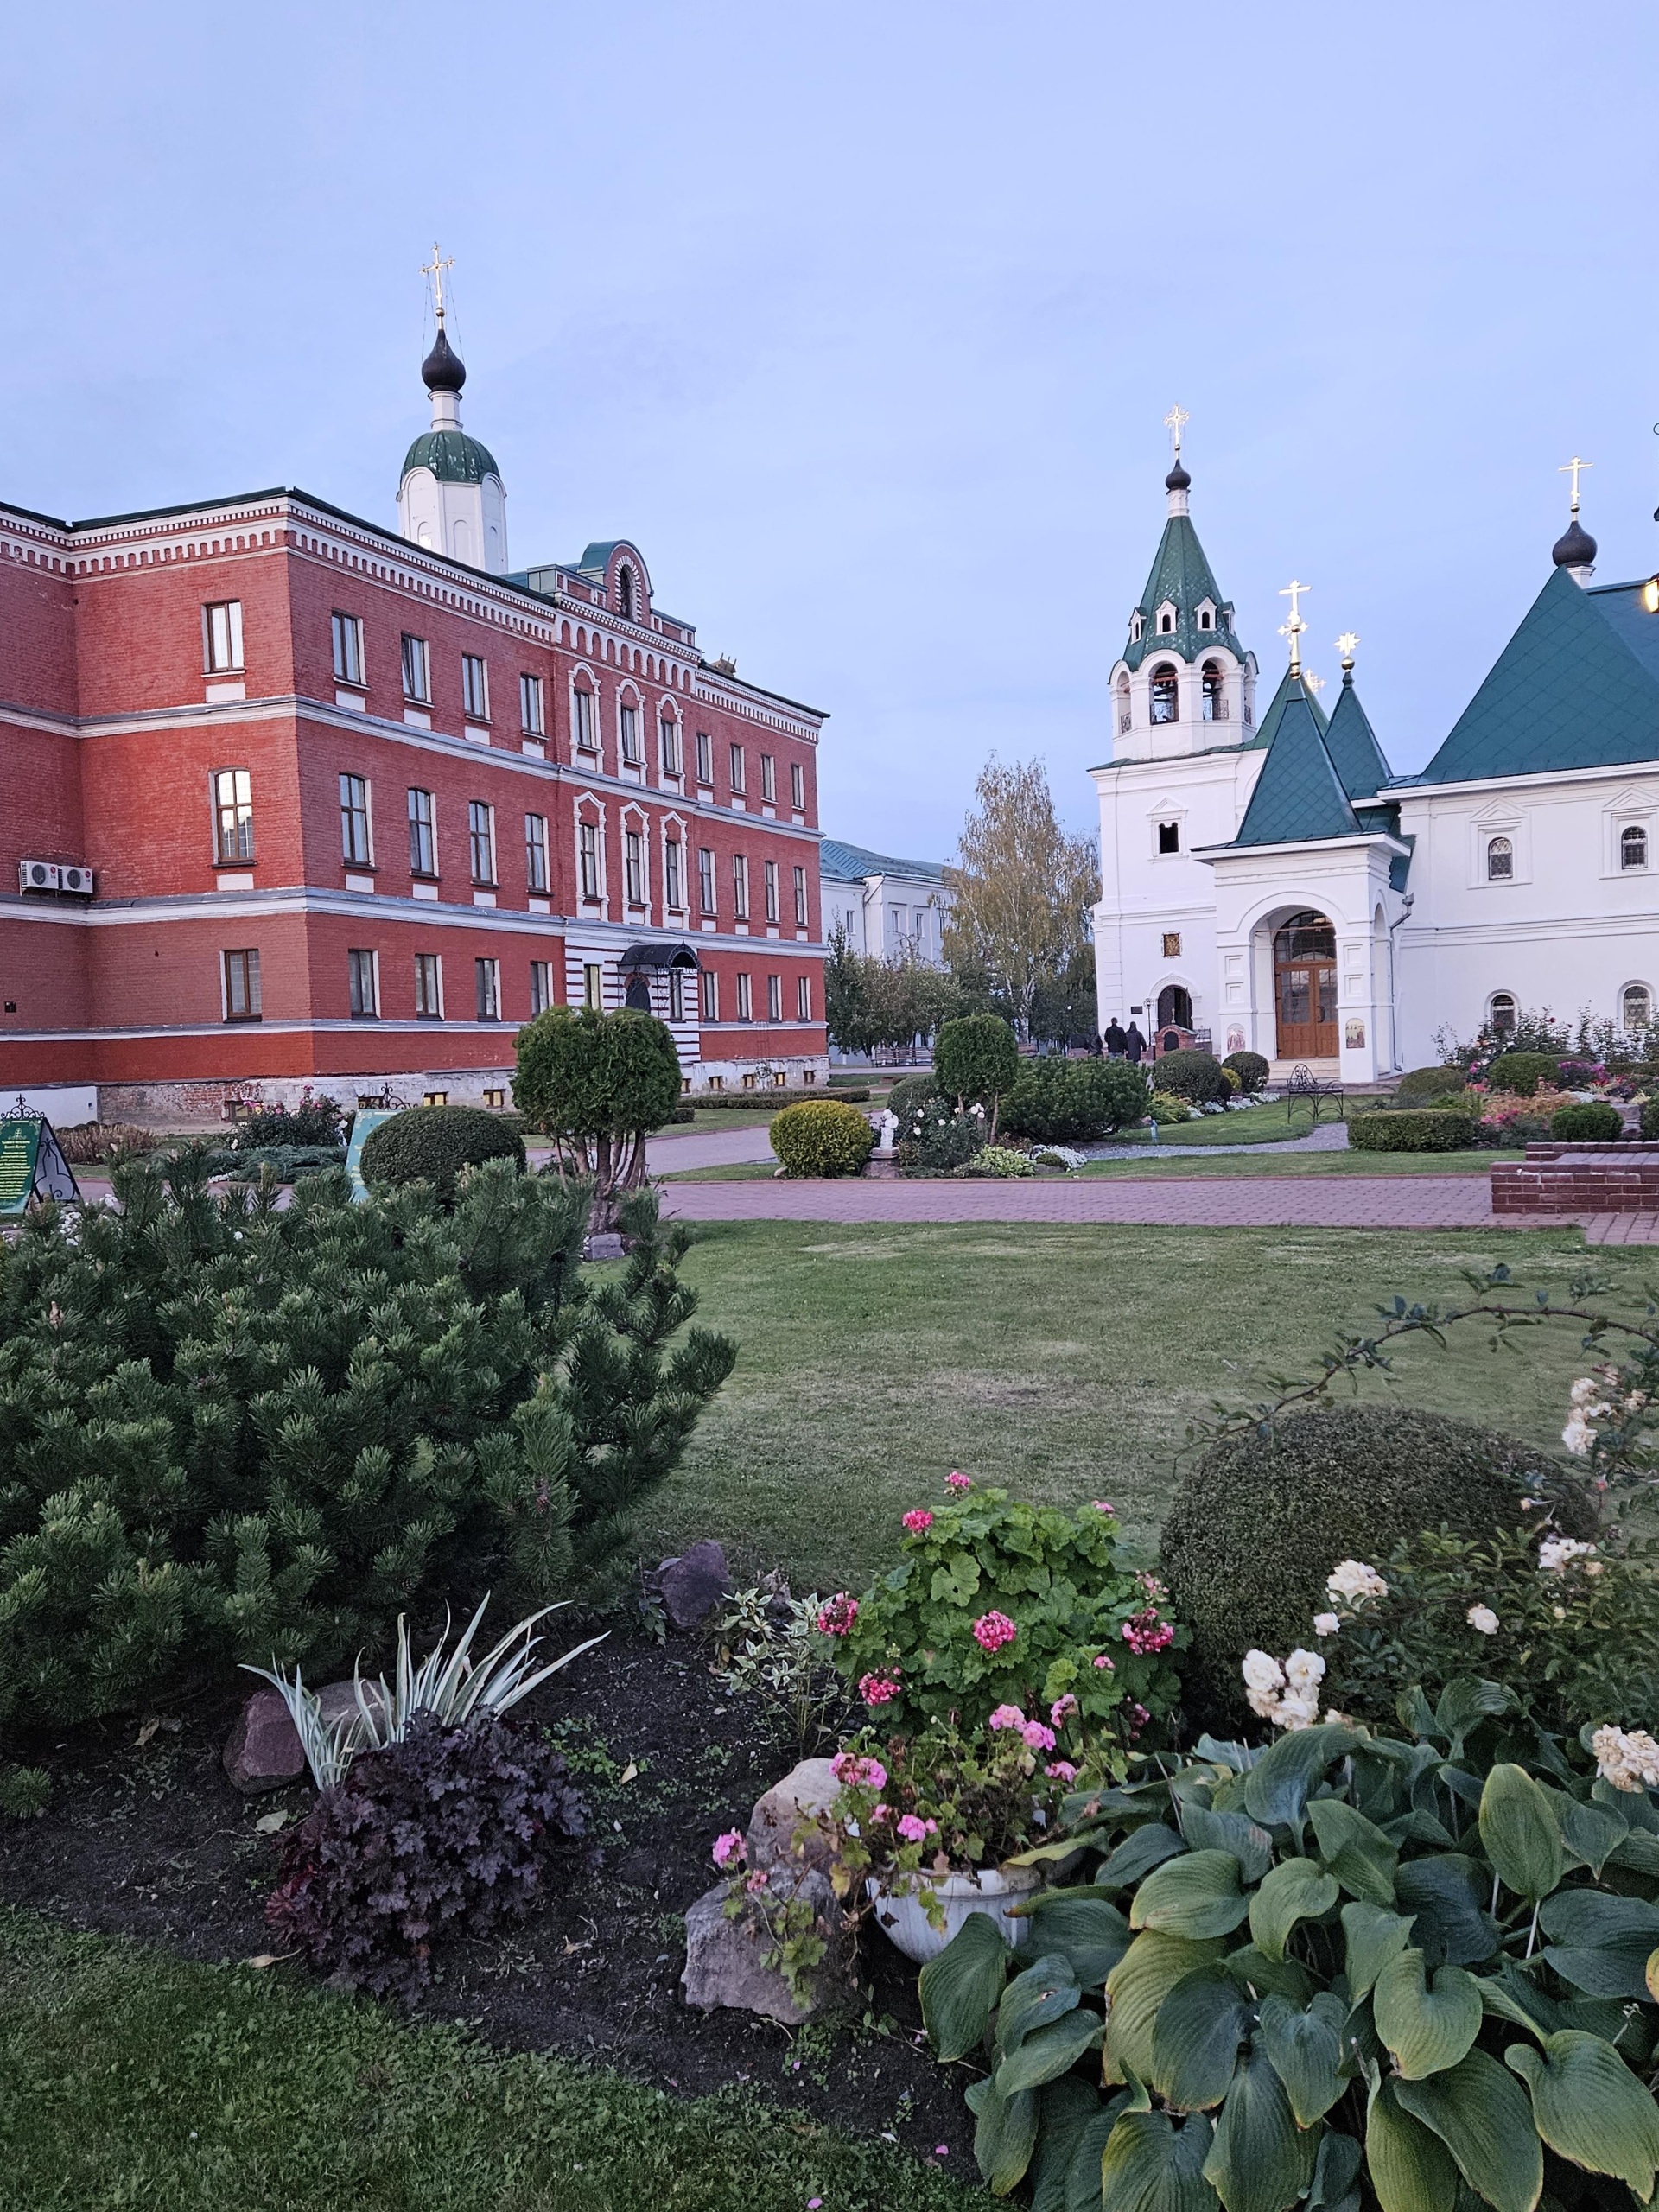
681,1867,852,2024
658,1539,733,1630
747,1756,844,1876
583,1231,626,1262
222,1688,305,1795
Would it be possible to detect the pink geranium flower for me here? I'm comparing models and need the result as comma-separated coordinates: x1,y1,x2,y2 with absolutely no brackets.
1091,1500,1116,1515
1092,1653,1116,1670
816,1592,858,1637
1049,1694,1078,1726
830,1751,887,1791
712,1828,746,1869
896,1812,931,1843
972,1610,1018,1654
1046,1760,1077,1783
945,1471,972,1493
1021,1720,1057,1752
859,1671,901,1707
902,1509,934,1534
988,1703,1026,1731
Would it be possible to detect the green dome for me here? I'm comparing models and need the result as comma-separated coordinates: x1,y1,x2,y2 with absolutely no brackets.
401,429,500,486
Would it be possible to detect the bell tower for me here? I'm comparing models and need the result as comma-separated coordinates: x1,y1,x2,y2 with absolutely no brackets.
397,247,509,574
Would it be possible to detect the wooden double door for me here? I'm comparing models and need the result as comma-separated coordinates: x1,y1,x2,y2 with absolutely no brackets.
1273,912,1338,1059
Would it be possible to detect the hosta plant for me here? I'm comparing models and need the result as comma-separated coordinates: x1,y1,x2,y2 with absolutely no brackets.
918,1689,1659,2208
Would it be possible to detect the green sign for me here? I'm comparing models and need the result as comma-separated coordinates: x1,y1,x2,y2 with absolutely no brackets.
0,1118,80,1217
344,1110,398,1202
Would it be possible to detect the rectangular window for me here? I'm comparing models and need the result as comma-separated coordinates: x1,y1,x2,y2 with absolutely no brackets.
791,760,805,812
340,773,372,866
697,846,716,915
462,654,490,721
583,962,603,1010
796,973,811,1020
524,813,549,893
401,633,430,702
347,947,378,1019
573,685,597,750
620,702,641,764
668,968,686,1021
579,820,601,899
213,768,254,863
728,743,746,795
760,753,776,803
695,730,713,785
223,947,262,1020
331,612,364,687
475,957,500,1020
204,600,244,673
407,787,435,876
792,864,808,927
626,830,645,906
731,854,749,919
664,838,683,911
468,801,496,885
735,970,753,1021
764,859,779,924
530,960,553,1016
700,968,719,1021
519,672,543,734
766,972,782,1022
414,952,443,1018
659,715,681,775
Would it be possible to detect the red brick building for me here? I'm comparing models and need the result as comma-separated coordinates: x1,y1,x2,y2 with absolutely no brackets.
0,319,829,1122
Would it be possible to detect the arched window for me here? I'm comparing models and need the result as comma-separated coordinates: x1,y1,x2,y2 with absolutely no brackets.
1129,611,1144,643
1624,983,1653,1030
1201,661,1224,721
1489,992,1517,1039
1149,664,1179,725
1198,607,1213,630
617,566,636,621
1159,609,1175,634
1622,824,1649,871
1116,673,1131,734
1486,836,1513,881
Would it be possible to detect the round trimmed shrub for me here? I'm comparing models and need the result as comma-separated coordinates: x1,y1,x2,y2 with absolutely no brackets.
1149,1048,1230,1104
1346,1109,1479,1152
1551,1100,1624,1141
1222,1050,1269,1095
358,1105,525,1205
887,1074,942,1125
1395,1064,1470,1100
934,1014,1020,1107
1001,1058,1148,1142
1643,1098,1659,1141
1160,1404,1599,1732
769,1099,875,1178
1486,1051,1562,1096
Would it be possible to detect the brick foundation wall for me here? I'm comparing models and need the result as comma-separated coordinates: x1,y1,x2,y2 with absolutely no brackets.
1492,1142,1659,1216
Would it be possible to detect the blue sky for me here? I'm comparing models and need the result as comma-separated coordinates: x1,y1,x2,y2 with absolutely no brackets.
10,3,1659,856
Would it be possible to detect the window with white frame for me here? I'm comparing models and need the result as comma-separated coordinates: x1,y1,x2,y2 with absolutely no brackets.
572,683,597,751
1488,991,1517,1039
664,837,683,911
462,654,490,721
792,865,808,927
340,773,372,865
696,730,714,785
625,830,645,906
766,972,782,1021
732,854,749,919
579,820,602,900
700,968,718,1020
1623,824,1649,872
1624,982,1654,1029
659,713,681,776
519,673,543,735
223,947,261,1020
414,952,443,1018
620,701,641,764
764,859,779,923
729,743,746,795
791,760,804,812
347,948,378,1018
468,800,496,885
408,787,436,876
475,957,500,1020
760,753,776,803
668,967,686,1021
524,813,549,893
796,972,811,1020
401,633,430,702
734,970,753,1020
698,845,716,914
213,769,254,862
332,612,364,687
1486,835,1514,881
583,962,603,1009
204,600,244,673
530,960,553,1016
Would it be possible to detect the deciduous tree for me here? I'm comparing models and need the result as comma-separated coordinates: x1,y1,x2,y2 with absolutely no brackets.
942,760,1099,1042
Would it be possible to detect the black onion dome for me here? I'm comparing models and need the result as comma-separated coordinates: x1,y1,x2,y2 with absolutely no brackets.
1166,461,1192,492
1552,514,1596,569
421,324,467,395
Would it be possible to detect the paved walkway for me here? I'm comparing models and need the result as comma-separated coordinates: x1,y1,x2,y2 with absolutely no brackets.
1583,1212,1659,1245
1082,1119,1351,1161
642,1123,775,1173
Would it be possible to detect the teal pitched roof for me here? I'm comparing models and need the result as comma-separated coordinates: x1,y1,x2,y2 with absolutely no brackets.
1246,664,1329,752
820,838,944,883
1408,567,1659,786
401,429,500,485
1122,513,1242,671
1322,671,1392,799
1231,690,1361,846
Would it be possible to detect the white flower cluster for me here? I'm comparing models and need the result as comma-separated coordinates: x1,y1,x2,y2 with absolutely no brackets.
1592,1724,1659,1793
1563,1370,1619,1457
1242,1646,1326,1730
1325,1560,1389,1605
1538,1535,1597,1573
1465,1604,1500,1636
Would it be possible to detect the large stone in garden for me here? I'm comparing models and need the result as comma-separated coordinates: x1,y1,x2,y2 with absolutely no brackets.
658,1539,733,1630
681,1868,852,2024
747,1756,843,1875
222,1688,305,1795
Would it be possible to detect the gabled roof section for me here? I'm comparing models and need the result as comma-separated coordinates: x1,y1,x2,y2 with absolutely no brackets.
1245,664,1329,753
1122,515,1242,671
1409,566,1659,786
1322,673,1392,800
820,838,945,884
1231,690,1361,847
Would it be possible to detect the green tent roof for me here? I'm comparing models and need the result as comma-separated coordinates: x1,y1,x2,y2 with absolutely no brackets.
1122,513,1241,671
401,429,500,486
1321,671,1392,799
1231,689,1361,847
1246,663,1329,753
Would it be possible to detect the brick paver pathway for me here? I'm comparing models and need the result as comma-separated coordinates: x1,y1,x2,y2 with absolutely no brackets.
1583,1212,1659,1245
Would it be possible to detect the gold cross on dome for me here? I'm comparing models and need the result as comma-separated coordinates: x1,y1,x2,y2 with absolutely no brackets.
420,244,455,321
1278,578,1310,670
1560,455,1592,512
1164,404,1190,460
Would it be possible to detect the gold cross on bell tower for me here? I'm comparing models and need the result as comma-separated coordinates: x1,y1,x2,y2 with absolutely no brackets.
1278,578,1311,671
1164,404,1190,462
421,243,455,324
1559,454,1592,513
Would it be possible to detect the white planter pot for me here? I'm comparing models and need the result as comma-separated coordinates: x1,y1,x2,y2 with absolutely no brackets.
866,1862,1044,1964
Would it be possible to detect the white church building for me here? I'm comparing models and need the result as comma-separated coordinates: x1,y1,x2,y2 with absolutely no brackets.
1092,435,1659,1080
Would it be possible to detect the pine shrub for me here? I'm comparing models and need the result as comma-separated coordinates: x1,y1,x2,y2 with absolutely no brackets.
768,1099,875,1178
1550,1101,1624,1141
1147,1048,1230,1103
1395,1062,1471,1100
1221,1049,1268,1094
1347,1108,1479,1150
1160,1404,1599,1731
1000,1058,1148,1141
359,1105,525,1205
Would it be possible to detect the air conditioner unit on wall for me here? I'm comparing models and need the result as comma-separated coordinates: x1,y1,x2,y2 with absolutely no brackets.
60,866,95,896
19,861,61,893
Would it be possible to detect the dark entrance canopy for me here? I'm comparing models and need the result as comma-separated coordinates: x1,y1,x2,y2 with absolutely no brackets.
617,942,702,973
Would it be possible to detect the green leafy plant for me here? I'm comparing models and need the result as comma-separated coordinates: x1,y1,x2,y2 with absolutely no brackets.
768,1099,876,1178
1395,1064,1474,1101
896,1101,988,1173
972,1147,1036,1179
1348,1109,1481,1151
359,1104,525,1206
1551,1103,1624,1141
1486,1052,1564,1096
1223,1052,1269,1095
512,1005,683,1230
1149,1051,1232,1105
919,1709,1659,2208
1001,1059,1149,1142
935,1016,1021,1135
710,1584,851,1755
1149,1091,1196,1125
231,1088,348,1149
823,1478,1183,1745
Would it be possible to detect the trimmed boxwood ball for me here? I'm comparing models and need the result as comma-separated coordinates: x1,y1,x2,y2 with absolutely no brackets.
1160,1404,1599,1732
1550,1100,1624,1140
769,1098,875,1178
1486,1050,1562,1096
1148,1048,1230,1104
1347,1108,1479,1151
887,1073,943,1125
1394,1063,1471,1100
358,1104,525,1205
1222,1049,1269,1094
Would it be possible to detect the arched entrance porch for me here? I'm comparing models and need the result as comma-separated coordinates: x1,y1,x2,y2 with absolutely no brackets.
1272,911,1338,1059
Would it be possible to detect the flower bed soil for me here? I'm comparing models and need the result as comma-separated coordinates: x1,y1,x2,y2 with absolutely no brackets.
0,1632,969,2168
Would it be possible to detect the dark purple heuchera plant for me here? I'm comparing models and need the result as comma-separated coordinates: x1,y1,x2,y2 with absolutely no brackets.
267,1709,587,1997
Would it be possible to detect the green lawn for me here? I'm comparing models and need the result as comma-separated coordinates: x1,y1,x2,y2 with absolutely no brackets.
0,1915,978,2212
1141,1098,1321,1145
644,1219,1616,1591
1077,1147,1503,1179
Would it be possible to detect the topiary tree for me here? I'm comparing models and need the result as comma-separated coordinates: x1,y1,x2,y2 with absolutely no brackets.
1395,1062,1471,1100
1160,1404,1598,1732
1221,1048,1268,1094
934,1014,1020,1136
359,1104,525,1207
769,1099,875,1178
1148,1046,1231,1104
512,1007,683,1231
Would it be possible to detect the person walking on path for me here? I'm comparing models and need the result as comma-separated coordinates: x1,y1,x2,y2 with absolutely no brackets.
1124,1020,1146,1065
1103,1018,1128,1058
